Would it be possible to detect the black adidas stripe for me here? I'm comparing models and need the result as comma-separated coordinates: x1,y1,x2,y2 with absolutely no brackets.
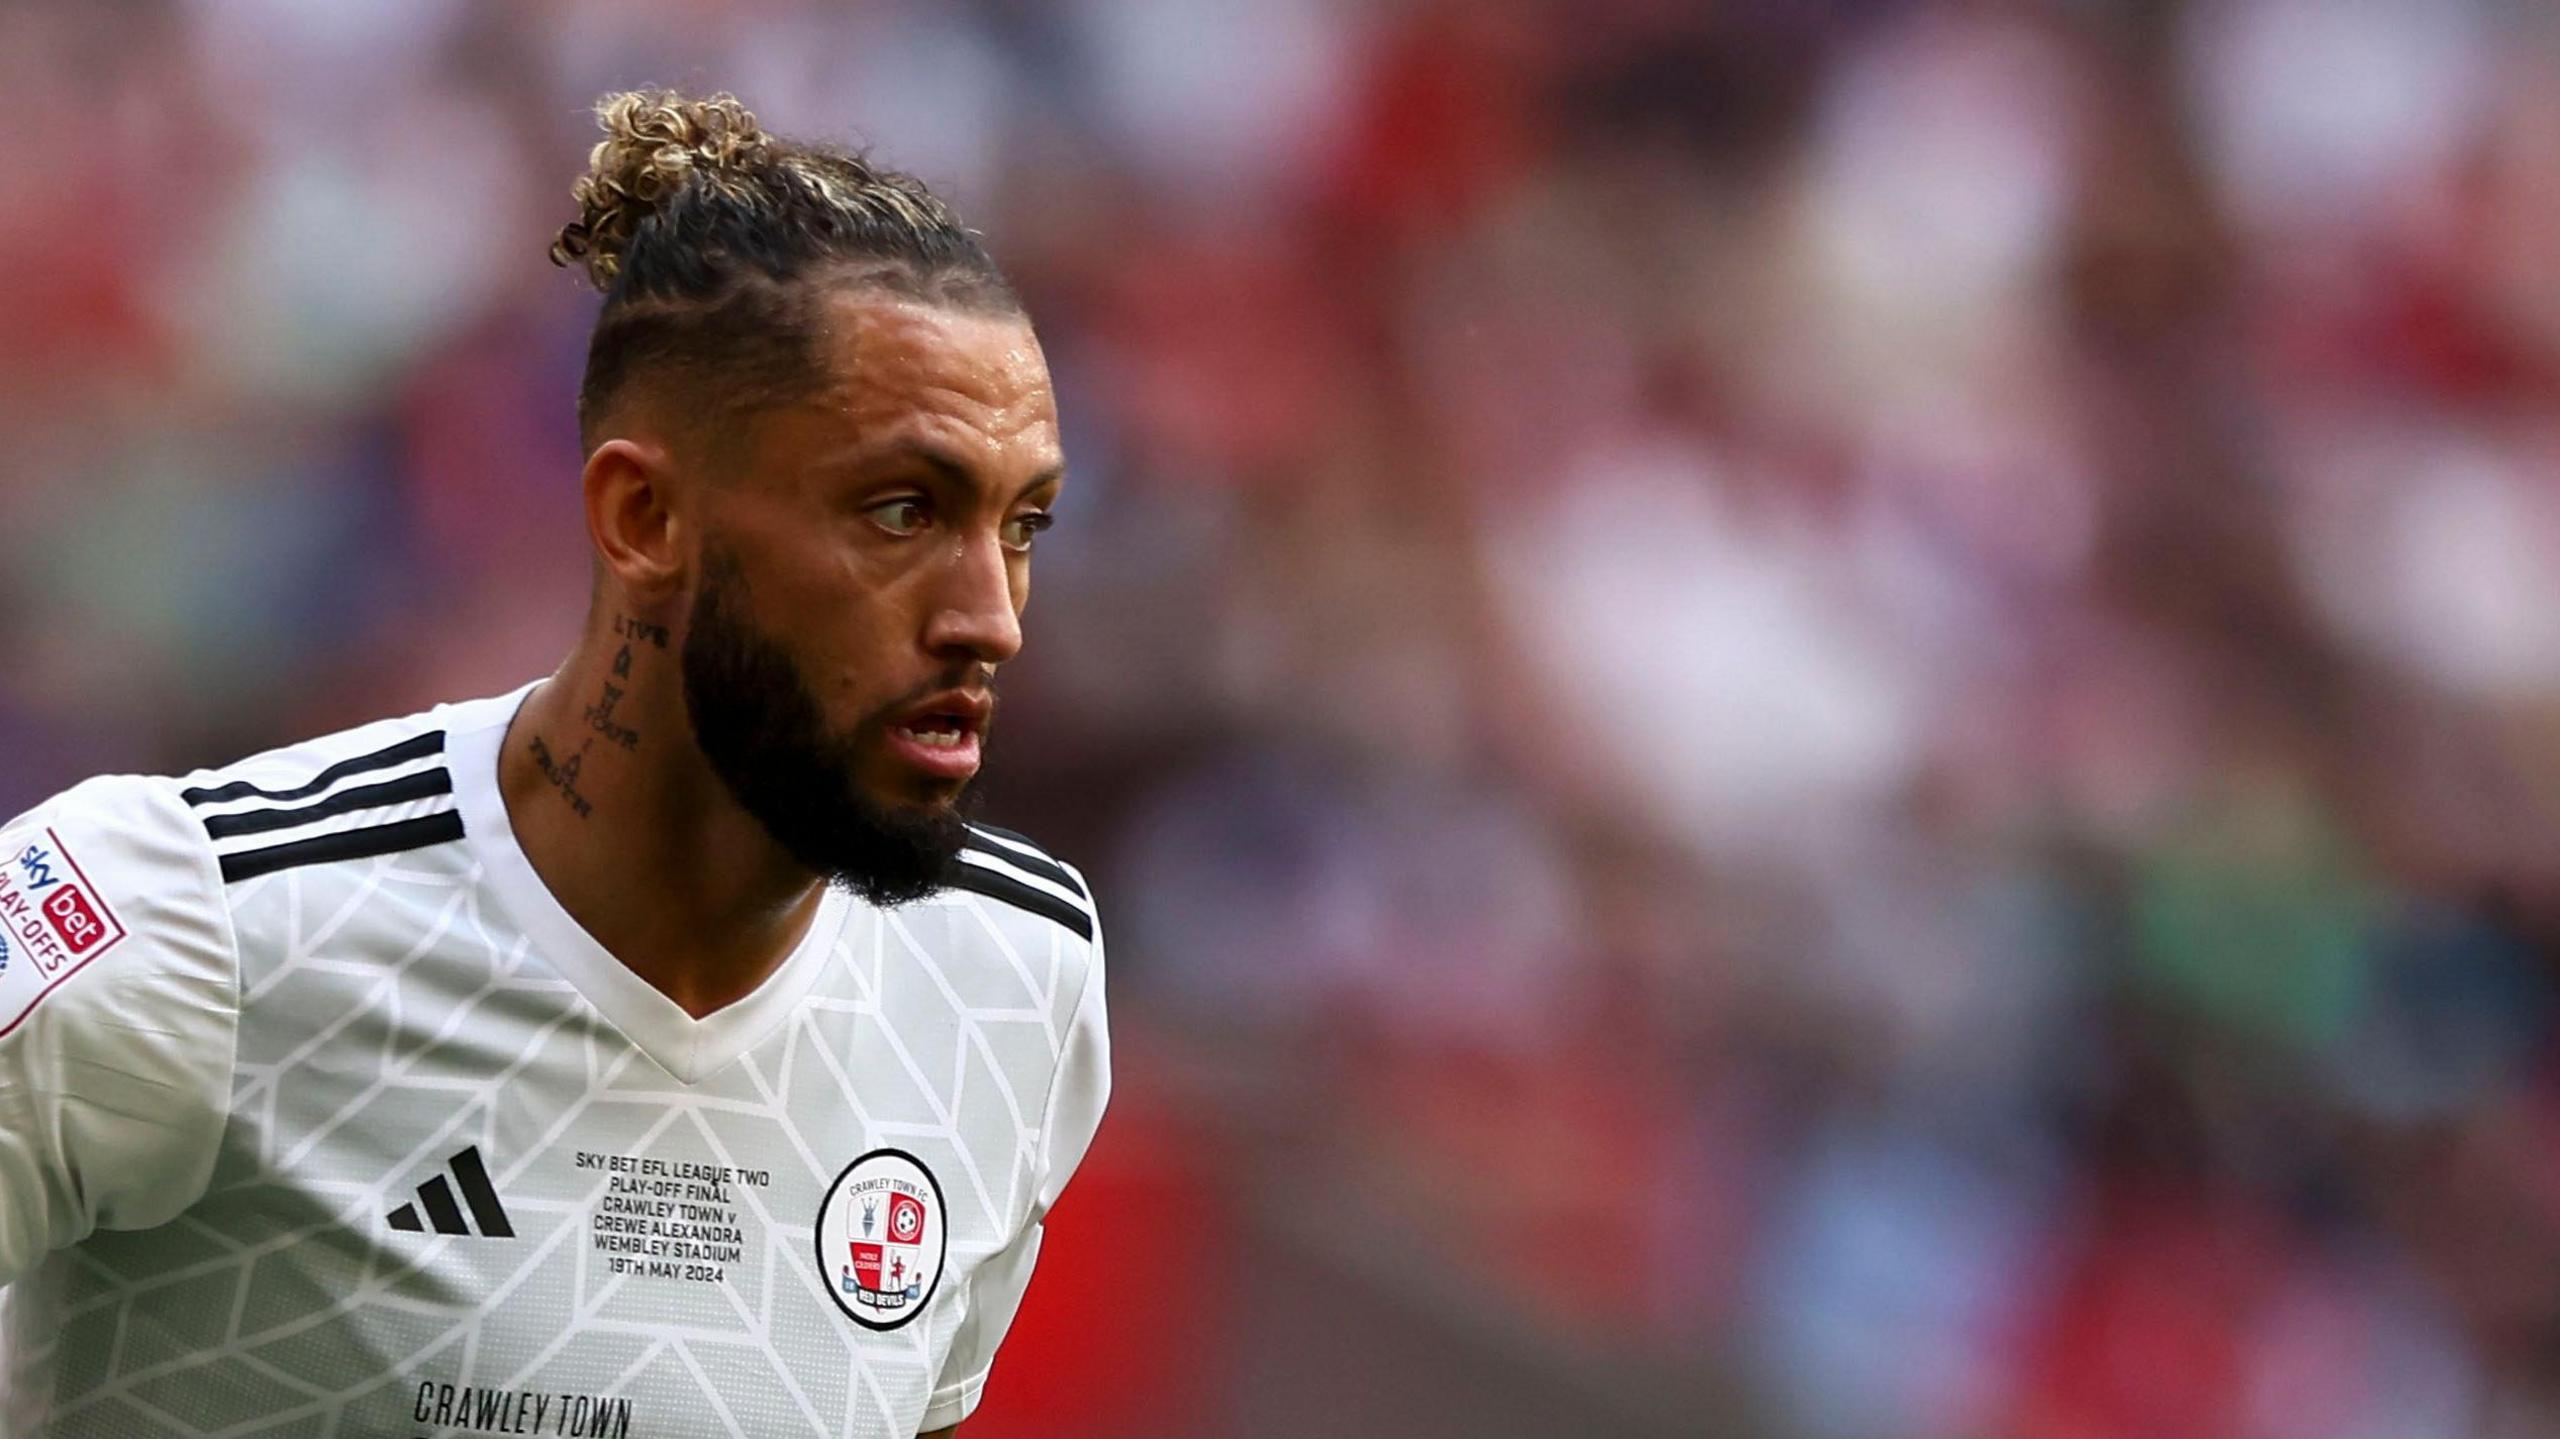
200,768,454,841
940,859,1095,941
962,830,1088,900
449,1146,516,1238
417,1174,470,1236
219,811,466,884
183,731,446,809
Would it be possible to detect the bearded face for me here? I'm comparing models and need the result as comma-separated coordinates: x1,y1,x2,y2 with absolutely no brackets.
681,545,975,907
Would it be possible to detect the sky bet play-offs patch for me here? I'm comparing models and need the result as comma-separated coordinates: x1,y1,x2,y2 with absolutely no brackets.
0,828,128,1038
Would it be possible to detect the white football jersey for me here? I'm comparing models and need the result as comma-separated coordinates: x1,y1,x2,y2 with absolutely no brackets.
0,684,1110,1439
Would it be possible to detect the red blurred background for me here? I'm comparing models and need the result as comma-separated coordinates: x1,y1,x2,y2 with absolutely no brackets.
11,1,2560,1435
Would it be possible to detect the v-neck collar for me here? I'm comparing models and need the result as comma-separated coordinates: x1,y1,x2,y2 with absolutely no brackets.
444,683,858,1085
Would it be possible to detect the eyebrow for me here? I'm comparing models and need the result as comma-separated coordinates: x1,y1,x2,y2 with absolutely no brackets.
848,437,1065,502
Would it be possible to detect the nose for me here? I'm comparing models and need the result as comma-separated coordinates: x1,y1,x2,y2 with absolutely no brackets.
921,530,1024,668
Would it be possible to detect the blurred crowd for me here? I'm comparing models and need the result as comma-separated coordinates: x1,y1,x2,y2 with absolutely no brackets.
11,0,2560,1434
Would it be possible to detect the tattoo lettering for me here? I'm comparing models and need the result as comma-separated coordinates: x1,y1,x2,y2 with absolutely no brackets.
584,680,640,751
613,615,670,649
530,736,595,819
588,615,658,750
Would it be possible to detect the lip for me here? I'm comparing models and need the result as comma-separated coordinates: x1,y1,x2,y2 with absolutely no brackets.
884,690,993,783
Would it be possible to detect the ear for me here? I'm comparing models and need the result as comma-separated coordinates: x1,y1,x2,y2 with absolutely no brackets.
582,437,687,601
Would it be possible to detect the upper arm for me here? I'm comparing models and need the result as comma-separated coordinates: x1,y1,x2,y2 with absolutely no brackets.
922,884,1113,1429
0,775,241,1285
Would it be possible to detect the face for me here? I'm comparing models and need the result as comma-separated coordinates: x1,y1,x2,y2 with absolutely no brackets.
678,293,1063,904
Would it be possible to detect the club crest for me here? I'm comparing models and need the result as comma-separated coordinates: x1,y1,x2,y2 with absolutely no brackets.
815,1149,948,1331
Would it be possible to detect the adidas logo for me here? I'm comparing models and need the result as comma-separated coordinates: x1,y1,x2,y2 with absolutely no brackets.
388,1146,517,1239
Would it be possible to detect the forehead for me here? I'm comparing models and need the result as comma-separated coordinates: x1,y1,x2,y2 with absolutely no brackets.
799,292,1057,453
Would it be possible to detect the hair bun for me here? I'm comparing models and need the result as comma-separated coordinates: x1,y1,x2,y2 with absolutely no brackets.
551,89,773,291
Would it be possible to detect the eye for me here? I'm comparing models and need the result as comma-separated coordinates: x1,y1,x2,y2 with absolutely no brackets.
1000,511,1056,554
866,497,931,537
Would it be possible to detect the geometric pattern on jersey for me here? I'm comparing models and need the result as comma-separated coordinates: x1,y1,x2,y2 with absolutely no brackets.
1,690,1103,1439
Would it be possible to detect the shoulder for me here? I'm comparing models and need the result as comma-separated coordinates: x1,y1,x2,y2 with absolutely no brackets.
0,691,495,1048
0,771,232,1021
927,821,1108,1033
937,826,1111,1194
0,774,243,1263
0,772,238,1135
0,691,481,1028
174,700,481,887
939,822,1102,952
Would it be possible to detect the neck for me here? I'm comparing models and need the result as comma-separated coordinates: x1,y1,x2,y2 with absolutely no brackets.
498,607,827,1018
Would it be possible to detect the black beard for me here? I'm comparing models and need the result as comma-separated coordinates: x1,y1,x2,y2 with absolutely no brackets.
680,550,965,907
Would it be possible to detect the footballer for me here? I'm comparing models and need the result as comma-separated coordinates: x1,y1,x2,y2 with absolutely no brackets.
0,90,1108,1439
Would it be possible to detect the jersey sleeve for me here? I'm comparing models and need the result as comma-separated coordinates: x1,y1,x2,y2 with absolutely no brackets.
0,774,241,1287
924,896,1112,1431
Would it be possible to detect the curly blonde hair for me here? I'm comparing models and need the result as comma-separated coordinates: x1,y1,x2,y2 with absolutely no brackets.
550,90,775,289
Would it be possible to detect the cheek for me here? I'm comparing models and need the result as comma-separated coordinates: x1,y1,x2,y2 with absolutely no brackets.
808,575,948,715
815,604,912,702
712,518,919,716
725,560,871,699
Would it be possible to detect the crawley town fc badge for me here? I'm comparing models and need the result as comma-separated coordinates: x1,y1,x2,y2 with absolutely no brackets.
816,1149,948,1331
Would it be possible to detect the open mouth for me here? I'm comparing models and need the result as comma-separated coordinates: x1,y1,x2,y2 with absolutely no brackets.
884,692,993,781
892,713,979,750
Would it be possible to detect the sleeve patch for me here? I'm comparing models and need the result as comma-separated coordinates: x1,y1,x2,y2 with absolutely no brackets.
0,829,131,1038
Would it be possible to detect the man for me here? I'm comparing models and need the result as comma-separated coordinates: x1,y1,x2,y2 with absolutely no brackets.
0,89,1107,1439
